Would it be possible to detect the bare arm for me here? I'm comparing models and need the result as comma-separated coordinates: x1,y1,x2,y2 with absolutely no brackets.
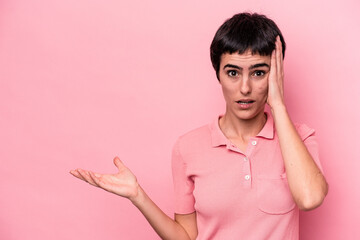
70,157,197,239
267,37,328,211
131,187,197,240
175,213,198,240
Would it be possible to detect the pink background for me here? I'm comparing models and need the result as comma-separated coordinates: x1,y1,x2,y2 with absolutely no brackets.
1,0,359,239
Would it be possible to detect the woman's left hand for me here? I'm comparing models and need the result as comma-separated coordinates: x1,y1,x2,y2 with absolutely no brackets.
267,36,285,110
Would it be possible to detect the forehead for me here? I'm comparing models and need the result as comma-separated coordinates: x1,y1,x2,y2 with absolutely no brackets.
220,50,271,67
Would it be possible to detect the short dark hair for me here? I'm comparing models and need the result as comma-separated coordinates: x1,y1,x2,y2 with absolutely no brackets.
210,12,286,80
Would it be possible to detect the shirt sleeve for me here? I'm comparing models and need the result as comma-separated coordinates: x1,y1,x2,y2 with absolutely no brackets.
171,138,196,214
296,124,324,174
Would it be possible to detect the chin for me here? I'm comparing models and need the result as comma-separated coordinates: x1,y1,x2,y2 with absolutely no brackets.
236,114,258,121
234,109,265,121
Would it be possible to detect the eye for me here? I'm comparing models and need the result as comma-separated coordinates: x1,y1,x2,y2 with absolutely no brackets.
227,70,238,77
253,70,265,77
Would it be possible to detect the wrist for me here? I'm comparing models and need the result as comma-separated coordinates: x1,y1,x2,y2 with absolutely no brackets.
129,185,145,207
270,102,287,115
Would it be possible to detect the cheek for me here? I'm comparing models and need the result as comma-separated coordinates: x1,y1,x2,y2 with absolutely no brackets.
259,85,268,94
221,84,236,99
256,82,269,97
261,79,269,92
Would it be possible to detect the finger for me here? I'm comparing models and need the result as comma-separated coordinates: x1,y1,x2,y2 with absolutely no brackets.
270,49,277,81
113,156,125,170
87,171,101,186
277,36,284,76
77,169,98,186
70,169,86,181
89,171,104,188
76,169,90,183
276,36,282,79
276,36,284,94
276,36,283,56
277,36,284,66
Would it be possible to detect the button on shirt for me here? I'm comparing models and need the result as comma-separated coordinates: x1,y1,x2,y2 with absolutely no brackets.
171,112,323,240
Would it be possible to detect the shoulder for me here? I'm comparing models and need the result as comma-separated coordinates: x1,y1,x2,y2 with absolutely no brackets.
293,122,316,141
174,123,212,154
177,124,211,146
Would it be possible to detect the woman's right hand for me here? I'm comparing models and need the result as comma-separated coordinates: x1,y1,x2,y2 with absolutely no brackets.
71,156,197,239
70,156,140,201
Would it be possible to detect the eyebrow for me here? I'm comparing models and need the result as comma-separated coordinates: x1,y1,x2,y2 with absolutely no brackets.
223,63,270,70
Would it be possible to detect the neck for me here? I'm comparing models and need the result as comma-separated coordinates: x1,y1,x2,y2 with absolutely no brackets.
219,110,267,141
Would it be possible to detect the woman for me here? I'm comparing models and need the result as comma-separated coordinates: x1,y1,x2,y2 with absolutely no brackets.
70,12,328,240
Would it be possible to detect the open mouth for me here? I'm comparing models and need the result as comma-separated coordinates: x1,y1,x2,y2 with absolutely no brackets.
236,100,255,105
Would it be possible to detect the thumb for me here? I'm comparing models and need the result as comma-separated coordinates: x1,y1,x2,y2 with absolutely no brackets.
113,156,124,169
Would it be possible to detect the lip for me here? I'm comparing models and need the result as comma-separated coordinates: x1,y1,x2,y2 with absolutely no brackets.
237,99,255,103
235,99,255,109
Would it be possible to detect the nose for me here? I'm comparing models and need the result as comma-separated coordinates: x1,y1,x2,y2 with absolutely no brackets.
240,76,251,95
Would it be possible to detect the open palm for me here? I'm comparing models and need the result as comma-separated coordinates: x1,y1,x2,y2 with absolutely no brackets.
70,157,139,200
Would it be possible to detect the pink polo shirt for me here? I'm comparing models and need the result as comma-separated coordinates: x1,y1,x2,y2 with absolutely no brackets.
171,112,323,240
